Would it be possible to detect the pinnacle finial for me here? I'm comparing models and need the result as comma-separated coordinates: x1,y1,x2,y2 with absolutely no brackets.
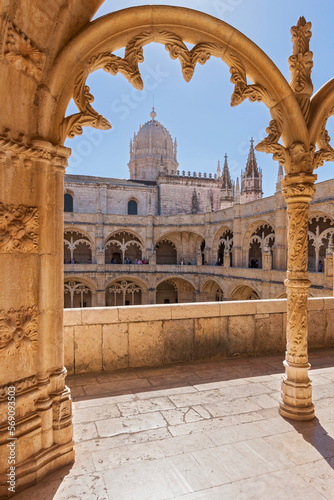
150,107,157,120
297,16,306,27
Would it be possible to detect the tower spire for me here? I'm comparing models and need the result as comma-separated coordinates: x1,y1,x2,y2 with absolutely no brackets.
276,164,284,192
246,137,259,176
217,160,221,178
240,138,262,203
222,154,232,189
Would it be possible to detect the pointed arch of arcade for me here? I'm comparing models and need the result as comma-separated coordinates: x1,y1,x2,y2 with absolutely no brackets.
229,284,261,301
105,230,144,264
64,227,94,264
156,230,205,265
308,213,334,272
155,276,197,304
105,275,149,306
64,275,97,308
200,278,225,302
5,5,334,488
242,219,275,268
211,225,233,265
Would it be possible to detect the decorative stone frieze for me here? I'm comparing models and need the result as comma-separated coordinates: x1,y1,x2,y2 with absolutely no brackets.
288,17,313,121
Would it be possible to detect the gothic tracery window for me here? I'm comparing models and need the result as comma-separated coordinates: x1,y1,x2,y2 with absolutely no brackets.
217,229,233,266
248,223,275,269
64,230,92,264
105,231,143,264
308,215,334,272
106,280,142,306
64,280,92,308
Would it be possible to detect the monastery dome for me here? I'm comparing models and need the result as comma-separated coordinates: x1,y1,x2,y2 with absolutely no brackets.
132,108,175,159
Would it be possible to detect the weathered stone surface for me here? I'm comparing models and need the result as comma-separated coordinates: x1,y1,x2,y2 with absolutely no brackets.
75,325,102,373
163,319,194,364
102,324,129,371
129,321,163,368
228,315,256,356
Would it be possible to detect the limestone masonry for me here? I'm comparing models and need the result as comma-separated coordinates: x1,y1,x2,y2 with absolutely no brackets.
64,110,334,308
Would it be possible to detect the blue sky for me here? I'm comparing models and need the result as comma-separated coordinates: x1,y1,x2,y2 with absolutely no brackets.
65,1,334,197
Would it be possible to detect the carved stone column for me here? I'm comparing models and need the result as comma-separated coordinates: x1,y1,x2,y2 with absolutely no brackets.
223,248,230,269
279,173,316,421
262,245,272,271
0,136,74,496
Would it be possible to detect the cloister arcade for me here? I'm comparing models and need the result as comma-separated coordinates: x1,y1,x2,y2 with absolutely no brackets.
3,2,334,494
63,210,334,309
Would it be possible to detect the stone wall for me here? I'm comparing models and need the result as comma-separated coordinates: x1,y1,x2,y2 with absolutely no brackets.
63,298,334,375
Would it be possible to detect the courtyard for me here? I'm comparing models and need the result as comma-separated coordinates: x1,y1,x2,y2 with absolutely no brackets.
15,349,334,500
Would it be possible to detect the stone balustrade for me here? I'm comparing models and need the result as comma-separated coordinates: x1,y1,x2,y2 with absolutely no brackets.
64,298,334,375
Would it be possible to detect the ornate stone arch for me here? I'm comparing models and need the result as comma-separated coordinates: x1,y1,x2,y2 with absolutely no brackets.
155,276,196,304
64,227,93,263
38,5,307,152
105,275,148,306
307,213,334,271
242,219,275,268
200,278,225,302
105,230,143,263
229,283,261,301
211,225,233,252
64,275,97,308
155,238,177,265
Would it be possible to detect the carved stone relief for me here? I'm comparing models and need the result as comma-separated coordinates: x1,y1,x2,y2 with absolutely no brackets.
288,16,313,121
0,306,38,356
0,203,39,253
62,30,281,143
3,21,46,81
286,287,309,363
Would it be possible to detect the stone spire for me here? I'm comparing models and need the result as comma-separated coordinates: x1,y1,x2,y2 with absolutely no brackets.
240,138,263,203
222,154,233,189
245,138,259,176
174,137,177,161
235,177,240,202
129,138,133,159
217,160,221,179
276,163,284,192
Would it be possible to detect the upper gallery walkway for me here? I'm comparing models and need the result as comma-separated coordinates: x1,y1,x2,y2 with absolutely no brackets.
16,349,334,499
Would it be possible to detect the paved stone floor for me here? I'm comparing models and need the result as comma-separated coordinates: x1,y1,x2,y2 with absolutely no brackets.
16,349,334,499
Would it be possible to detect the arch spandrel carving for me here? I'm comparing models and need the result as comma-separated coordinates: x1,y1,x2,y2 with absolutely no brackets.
38,6,307,150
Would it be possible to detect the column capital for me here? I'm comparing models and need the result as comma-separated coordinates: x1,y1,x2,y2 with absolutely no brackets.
0,131,71,169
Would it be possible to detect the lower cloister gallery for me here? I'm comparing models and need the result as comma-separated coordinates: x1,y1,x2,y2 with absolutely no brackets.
1,2,334,498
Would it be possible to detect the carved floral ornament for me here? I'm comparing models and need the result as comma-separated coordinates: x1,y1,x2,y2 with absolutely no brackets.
0,127,71,168
0,306,38,356
286,287,309,364
0,202,39,253
3,21,46,81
